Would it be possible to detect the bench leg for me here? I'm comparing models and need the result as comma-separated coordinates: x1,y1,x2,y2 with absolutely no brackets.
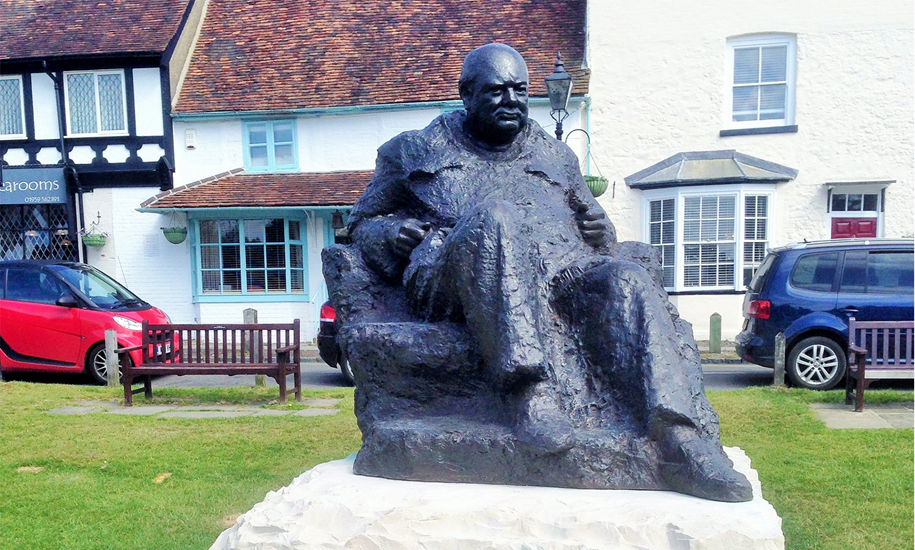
278,356,287,404
294,365,302,402
144,376,153,399
121,355,133,406
845,360,855,406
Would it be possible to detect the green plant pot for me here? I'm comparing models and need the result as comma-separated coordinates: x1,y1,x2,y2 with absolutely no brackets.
82,234,107,248
584,175,609,198
162,227,188,244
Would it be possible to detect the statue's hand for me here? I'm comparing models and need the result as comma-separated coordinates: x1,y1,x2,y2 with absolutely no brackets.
393,218,432,257
575,204,611,248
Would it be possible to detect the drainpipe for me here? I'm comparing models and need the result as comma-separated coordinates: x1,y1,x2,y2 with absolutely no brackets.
42,60,85,262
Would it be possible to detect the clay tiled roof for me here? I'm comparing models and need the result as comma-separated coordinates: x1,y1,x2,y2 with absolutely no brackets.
0,0,191,60
175,0,588,113
141,170,373,209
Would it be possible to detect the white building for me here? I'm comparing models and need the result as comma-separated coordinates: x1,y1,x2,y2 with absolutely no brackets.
587,0,914,338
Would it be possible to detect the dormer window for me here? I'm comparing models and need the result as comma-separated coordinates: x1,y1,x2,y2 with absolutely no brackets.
243,120,298,172
64,70,127,136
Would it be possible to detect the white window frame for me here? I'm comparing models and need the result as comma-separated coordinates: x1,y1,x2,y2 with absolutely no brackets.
0,75,27,140
641,184,777,292
63,69,128,137
725,34,796,130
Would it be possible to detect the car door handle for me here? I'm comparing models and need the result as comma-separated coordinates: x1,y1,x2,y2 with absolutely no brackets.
842,306,859,314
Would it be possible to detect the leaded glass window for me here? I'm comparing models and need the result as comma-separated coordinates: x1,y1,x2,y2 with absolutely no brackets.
65,71,126,135
0,76,25,137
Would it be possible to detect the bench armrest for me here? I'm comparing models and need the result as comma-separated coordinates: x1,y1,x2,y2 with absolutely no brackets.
275,343,299,354
116,345,143,353
848,344,867,355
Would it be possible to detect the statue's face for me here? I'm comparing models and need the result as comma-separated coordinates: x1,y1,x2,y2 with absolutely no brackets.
462,52,529,146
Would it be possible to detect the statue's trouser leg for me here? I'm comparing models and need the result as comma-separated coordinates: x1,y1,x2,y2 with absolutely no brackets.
406,200,546,384
561,259,700,434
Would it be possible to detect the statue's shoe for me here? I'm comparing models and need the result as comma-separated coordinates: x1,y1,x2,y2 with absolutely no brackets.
659,436,753,502
513,409,574,455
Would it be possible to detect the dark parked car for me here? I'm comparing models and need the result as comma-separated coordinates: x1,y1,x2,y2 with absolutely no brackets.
317,301,354,385
0,260,173,384
736,239,914,390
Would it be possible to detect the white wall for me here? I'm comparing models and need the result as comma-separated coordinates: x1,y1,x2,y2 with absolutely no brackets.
133,68,164,136
588,0,914,338
173,103,587,185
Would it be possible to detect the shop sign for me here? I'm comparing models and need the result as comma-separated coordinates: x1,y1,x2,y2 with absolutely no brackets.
0,167,67,205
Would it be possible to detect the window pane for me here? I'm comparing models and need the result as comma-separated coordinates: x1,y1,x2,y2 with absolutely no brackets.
719,196,735,218
745,219,757,240
200,246,220,269
67,73,97,134
684,265,700,286
202,271,220,292
288,220,301,241
265,219,285,242
290,244,303,268
267,270,286,292
97,73,124,132
760,46,787,82
199,220,218,244
662,199,674,220
734,48,760,84
221,245,240,269
867,252,914,294
719,219,734,240
755,219,767,240
249,146,268,166
245,244,265,268
650,223,661,245
244,220,266,243
219,220,239,243
701,197,718,219
701,220,717,241
791,252,838,292
831,194,846,212
744,196,757,218
650,200,662,223
266,244,285,268
273,123,293,143
863,194,878,212
847,194,863,211
222,270,241,292
247,271,266,292
732,86,759,122
0,78,23,135
248,124,267,144
684,244,700,263
683,220,699,241
291,270,305,292
759,84,786,120
684,197,701,219
756,196,768,217
662,221,674,243
274,144,294,166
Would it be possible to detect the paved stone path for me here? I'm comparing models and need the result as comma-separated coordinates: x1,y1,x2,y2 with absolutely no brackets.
810,402,913,429
48,399,343,419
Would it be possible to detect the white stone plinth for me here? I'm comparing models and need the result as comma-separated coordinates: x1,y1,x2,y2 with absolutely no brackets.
211,447,784,550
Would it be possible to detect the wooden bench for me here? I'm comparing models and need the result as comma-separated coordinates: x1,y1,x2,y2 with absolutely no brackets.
118,320,302,406
845,317,914,412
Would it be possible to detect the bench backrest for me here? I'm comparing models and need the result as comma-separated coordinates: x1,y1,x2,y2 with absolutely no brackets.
139,320,300,366
848,318,914,369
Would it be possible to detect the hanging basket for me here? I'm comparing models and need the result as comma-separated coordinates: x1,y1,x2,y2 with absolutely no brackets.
162,227,188,244
82,233,107,248
584,175,609,198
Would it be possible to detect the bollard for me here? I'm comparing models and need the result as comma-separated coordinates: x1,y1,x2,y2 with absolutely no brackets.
773,332,786,386
709,313,721,354
245,308,266,387
105,330,120,388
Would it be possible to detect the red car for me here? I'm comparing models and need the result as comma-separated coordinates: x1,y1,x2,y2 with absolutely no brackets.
0,260,173,384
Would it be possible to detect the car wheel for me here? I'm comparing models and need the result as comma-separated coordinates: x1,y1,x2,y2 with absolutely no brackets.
340,354,355,386
85,343,124,385
787,336,846,390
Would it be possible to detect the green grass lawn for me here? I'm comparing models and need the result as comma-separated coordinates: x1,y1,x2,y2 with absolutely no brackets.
0,381,911,550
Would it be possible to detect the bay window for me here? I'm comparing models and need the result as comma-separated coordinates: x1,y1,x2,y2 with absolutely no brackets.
194,217,306,297
643,187,774,292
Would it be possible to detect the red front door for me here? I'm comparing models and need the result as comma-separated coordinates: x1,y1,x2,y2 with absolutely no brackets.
832,218,877,239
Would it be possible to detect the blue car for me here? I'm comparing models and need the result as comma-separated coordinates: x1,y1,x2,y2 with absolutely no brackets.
736,239,914,390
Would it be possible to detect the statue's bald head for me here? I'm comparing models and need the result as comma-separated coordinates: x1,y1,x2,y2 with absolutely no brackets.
458,44,530,147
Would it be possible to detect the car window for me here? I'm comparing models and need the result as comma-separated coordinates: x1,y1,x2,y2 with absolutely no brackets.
5,268,67,305
789,252,838,292
49,264,143,310
840,251,867,294
866,251,914,294
747,253,777,292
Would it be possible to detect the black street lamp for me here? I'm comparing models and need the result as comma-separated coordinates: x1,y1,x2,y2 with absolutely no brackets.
544,52,573,140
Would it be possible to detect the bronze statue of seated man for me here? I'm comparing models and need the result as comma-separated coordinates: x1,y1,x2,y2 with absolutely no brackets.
322,43,752,502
